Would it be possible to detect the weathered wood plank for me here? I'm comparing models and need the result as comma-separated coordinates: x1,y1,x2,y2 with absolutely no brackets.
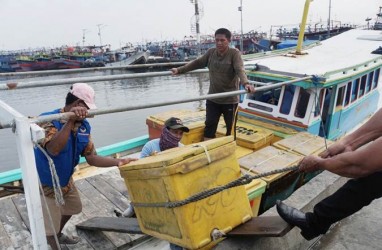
0,197,33,248
99,169,129,198
85,174,129,211
75,179,144,248
65,212,115,250
0,216,13,249
76,217,142,234
11,194,30,230
226,216,292,237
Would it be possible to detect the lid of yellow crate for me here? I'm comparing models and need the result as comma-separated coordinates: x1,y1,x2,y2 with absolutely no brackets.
216,120,273,144
120,136,234,172
239,146,302,183
273,132,333,156
146,109,206,130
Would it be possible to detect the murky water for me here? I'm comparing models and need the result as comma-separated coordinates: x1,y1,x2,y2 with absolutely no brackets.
0,70,210,172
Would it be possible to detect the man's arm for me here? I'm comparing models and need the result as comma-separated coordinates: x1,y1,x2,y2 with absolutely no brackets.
232,50,255,93
45,106,88,156
84,138,137,167
85,153,136,168
300,137,382,178
320,108,382,158
171,49,211,75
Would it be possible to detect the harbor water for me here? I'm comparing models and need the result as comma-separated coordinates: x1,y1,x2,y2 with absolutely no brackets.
0,70,210,172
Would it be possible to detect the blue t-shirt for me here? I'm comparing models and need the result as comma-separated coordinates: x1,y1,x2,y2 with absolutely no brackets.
140,139,183,158
140,139,161,158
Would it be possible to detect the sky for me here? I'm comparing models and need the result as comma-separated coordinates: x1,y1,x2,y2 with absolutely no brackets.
0,0,381,51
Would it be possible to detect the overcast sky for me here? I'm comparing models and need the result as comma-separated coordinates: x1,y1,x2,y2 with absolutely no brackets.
1,0,381,51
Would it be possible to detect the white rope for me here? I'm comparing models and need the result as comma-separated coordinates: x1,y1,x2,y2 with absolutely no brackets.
194,144,212,164
34,143,65,206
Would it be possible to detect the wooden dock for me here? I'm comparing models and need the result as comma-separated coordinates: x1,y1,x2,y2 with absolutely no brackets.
0,168,150,249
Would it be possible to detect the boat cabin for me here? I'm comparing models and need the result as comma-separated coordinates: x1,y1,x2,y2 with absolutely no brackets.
239,29,382,140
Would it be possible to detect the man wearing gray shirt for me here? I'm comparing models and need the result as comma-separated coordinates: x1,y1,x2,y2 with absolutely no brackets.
171,28,255,140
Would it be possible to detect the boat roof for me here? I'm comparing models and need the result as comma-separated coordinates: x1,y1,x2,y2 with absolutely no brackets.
245,29,382,77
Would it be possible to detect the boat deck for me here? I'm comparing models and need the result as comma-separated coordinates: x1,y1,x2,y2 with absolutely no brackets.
0,168,152,249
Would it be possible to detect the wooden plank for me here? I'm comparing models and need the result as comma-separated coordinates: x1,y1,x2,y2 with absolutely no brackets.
226,216,292,237
0,197,33,248
75,178,144,248
65,212,115,250
76,217,142,234
74,179,122,248
99,169,130,198
11,194,30,230
0,218,12,249
85,174,130,210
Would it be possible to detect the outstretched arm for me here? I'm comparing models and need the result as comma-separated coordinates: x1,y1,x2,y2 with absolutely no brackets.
85,153,137,168
300,137,382,178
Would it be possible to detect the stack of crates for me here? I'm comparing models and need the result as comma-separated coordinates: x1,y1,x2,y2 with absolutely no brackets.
146,109,206,145
239,146,303,214
273,132,334,186
119,136,253,249
216,120,274,150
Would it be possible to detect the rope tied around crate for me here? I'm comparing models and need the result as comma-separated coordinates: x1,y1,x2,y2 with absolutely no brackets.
131,165,299,208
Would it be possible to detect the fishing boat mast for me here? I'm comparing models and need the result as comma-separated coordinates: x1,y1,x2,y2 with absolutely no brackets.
296,0,312,55
190,0,202,56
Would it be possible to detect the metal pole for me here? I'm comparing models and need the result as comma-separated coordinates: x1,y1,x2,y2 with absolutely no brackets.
0,100,48,249
0,76,313,128
0,61,188,78
240,0,244,53
97,24,104,47
195,0,201,57
0,69,209,90
327,0,332,38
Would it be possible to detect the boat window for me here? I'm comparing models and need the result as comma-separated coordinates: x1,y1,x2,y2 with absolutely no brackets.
366,71,373,93
279,85,296,115
373,68,380,89
359,75,367,97
294,88,310,118
344,81,352,106
247,85,282,106
336,86,345,111
351,78,359,103
248,102,273,112
314,88,325,117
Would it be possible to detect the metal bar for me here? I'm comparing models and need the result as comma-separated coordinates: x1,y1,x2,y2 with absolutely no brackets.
0,61,187,78
0,76,313,128
0,69,209,90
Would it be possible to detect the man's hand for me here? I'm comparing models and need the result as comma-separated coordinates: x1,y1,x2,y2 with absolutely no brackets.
118,157,138,167
69,106,88,121
319,141,352,159
298,155,322,172
244,83,255,93
170,68,179,75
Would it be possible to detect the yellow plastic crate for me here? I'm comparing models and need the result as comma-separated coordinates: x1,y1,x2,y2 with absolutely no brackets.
216,120,273,150
120,136,252,249
239,146,302,184
146,109,206,144
272,132,334,156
